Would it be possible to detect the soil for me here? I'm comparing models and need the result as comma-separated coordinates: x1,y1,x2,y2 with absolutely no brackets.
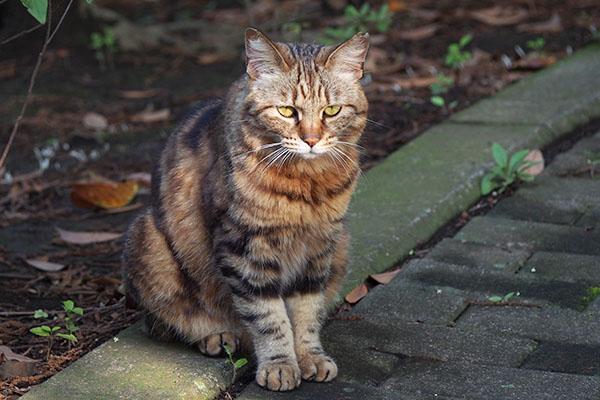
1,0,599,398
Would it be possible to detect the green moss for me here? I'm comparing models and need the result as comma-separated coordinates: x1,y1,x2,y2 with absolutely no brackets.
576,286,600,311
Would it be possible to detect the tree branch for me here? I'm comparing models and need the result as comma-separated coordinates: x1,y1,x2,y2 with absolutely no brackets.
0,24,43,46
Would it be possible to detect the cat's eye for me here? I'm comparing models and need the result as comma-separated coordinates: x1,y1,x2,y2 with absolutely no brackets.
277,106,296,118
324,105,341,117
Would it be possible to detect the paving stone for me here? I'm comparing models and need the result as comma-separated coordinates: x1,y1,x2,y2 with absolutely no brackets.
350,277,468,326
237,380,449,400
522,342,600,376
21,322,235,400
382,359,600,400
455,305,600,345
522,251,600,284
324,319,536,368
424,238,530,273
402,259,592,310
455,216,600,255
544,135,600,176
576,204,600,228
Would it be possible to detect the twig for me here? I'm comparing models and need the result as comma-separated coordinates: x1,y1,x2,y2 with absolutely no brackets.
0,0,74,175
0,24,43,46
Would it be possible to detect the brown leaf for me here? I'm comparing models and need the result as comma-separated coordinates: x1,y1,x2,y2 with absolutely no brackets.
71,180,139,210
470,6,529,26
56,227,122,245
394,24,440,41
376,75,439,89
25,258,65,272
512,55,557,70
125,172,152,186
131,108,170,123
517,12,561,33
520,149,545,176
369,269,401,284
0,346,37,379
388,0,407,12
345,282,368,304
82,112,108,131
117,89,160,99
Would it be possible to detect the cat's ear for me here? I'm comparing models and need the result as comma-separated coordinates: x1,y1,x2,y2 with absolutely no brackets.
325,32,370,80
245,28,290,79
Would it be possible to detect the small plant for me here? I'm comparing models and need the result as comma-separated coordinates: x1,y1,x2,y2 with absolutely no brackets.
488,292,515,302
430,95,445,108
480,143,541,195
30,300,84,359
321,3,393,44
90,27,118,70
526,37,546,57
429,73,454,95
223,344,248,389
445,34,472,70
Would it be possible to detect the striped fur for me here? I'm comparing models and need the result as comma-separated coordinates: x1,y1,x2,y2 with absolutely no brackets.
122,28,368,391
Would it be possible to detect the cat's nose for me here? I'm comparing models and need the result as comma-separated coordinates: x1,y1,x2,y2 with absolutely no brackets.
303,137,319,147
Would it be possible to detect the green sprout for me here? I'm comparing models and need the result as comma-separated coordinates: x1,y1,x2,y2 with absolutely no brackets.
526,37,546,57
481,143,541,195
30,300,84,359
488,292,515,303
223,344,248,388
320,3,393,44
90,27,118,69
445,34,472,70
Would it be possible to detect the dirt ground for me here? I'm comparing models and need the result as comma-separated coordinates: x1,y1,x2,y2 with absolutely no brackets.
1,0,599,397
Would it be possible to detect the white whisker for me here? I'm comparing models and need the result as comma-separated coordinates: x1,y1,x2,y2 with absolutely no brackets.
251,147,285,173
233,142,282,159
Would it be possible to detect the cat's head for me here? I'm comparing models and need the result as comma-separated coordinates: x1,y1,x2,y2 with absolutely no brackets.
242,28,369,161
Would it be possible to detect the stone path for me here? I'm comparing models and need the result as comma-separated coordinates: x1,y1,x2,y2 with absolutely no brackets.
21,45,600,399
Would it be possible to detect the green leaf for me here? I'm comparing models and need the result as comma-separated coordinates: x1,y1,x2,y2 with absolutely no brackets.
503,292,515,301
459,34,473,48
56,333,78,342
34,309,48,319
234,358,248,368
488,296,502,302
507,149,529,175
72,307,84,315
63,300,74,312
86,0,94,3
20,0,48,24
519,173,534,182
491,143,508,168
480,173,496,195
223,344,232,356
344,5,359,19
51,326,61,332
430,96,445,107
30,326,50,336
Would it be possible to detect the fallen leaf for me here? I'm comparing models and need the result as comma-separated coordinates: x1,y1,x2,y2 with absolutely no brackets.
517,12,561,33
117,89,161,99
512,55,557,70
131,108,170,123
520,149,545,176
345,282,368,304
71,180,139,209
25,258,65,272
125,172,152,186
82,112,108,131
369,269,401,284
0,346,37,379
470,6,529,26
394,24,440,41
388,0,407,12
376,74,439,89
55,227,123,245
104,202,144,214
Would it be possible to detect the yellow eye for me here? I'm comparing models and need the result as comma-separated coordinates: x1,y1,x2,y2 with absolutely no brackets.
324,105,341,116
277,106,295,118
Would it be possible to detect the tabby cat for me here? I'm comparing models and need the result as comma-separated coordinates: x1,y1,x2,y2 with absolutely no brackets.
122,28,369,391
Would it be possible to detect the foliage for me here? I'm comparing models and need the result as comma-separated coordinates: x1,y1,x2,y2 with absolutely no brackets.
223,344,248,388
480,143,540,195
526,37,545,51
320,3,393,44
445,34,472,70
30,300,84,359
20,0,93,24
90,27,118,68
488,292,515,302
429,73,454,95
430,95,445,108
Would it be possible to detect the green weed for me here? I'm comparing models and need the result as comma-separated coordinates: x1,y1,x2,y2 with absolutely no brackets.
481,143,540,195
320,3,393,44
30,300,84,359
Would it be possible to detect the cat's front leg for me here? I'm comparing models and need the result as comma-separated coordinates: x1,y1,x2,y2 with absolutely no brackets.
286,292,338,382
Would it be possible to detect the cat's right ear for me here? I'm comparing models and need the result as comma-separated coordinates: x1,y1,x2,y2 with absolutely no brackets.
245,28,290,79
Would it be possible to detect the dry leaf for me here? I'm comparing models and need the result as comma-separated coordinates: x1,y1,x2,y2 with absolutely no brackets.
394,24,440,41
0,346,37,379
470,6,529,26
520,149,545,176
125,172,152,186
512,56,557,70
82,112,108,131
25,258,65,272
376,75,439,89
131,108,170,123
517,13,561,33
388,0,407,12
369,269,401,284
345,282,368,304
71,180,139,209
118,89,160,99
56,227,122,245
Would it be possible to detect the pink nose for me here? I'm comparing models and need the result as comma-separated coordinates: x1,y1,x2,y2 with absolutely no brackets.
304,137,319,147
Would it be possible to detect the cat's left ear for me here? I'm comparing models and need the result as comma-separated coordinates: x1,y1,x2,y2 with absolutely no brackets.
325,32,370,80
245,28,290,79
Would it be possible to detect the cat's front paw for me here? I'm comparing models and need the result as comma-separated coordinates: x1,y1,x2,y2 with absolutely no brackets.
256,360,301,391
298,353,337,382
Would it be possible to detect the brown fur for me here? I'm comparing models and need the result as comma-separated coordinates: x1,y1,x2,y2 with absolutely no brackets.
122,28,369,391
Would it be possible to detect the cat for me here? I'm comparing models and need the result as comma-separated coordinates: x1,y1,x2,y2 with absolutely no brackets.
122,28,369,391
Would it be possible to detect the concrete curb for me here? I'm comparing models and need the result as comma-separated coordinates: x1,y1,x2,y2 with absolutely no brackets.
22,44,600,399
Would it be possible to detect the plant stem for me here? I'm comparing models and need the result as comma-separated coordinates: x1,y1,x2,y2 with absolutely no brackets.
0,0,74,175
47,335,53,361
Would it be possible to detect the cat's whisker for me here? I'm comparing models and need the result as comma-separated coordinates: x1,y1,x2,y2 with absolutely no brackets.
276,149,294,172
366,118,392,129
329,147,352,177
327,151,342,176
335,140,365,151
251,147,286,173
233,142,282,159
261,148,289,174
